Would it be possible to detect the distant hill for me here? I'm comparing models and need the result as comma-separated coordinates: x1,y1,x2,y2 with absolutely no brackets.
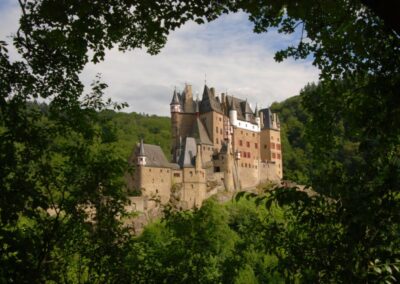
99,110,171,160
270,95,311,184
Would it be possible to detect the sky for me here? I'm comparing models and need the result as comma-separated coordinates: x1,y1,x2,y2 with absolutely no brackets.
0,1,319,116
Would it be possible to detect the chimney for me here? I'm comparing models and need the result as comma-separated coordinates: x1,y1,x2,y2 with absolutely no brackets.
210,87,215,98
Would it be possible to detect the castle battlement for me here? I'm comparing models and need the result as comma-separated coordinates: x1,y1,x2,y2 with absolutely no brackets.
126,84,283,210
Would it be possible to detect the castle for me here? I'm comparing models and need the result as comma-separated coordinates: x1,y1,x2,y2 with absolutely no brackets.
126,84,282,211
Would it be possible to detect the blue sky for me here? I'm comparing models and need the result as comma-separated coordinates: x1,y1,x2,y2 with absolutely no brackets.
0,1,319,115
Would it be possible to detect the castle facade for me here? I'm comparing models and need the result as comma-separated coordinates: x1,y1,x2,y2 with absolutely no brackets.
127,84,282,210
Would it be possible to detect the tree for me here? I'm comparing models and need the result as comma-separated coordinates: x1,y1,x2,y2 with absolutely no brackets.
1,0,399,282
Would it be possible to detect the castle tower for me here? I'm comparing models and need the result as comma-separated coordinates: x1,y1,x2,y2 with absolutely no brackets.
223,139,235,192
170,89,181,162
259,108,283,179
229,97,238,126
183,84,194,113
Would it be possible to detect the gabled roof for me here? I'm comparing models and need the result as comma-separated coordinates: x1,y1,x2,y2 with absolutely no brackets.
136,143,173,168
190,118,213,145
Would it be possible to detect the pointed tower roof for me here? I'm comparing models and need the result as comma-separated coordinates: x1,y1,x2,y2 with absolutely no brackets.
254,104,259,117
199,84,223,113
202,84,211,101
139,139,145,156
170,88,180,105
243,99,253,114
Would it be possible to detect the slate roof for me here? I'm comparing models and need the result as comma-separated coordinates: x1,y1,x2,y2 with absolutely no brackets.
139,139,145,156
178,137,197,168
199,85,223,114
190,118,213,145
136,143,174,168
259,108,279,129
170,89,180,105
226,95,255,122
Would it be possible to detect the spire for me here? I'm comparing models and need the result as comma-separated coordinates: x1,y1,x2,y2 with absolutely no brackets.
244,99,252,114
170,87,180,105
139,139,145,156
137,139,147,166
254,103,259,117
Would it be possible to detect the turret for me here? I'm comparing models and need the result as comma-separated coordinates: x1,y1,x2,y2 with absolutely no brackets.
229,97,238,126
195,143,202,171
244,99,252,121
255,104,261,128
137,139,147,166
170,88,181,113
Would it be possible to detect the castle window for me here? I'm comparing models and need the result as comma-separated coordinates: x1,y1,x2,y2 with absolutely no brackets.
253,133,255,137
160,169,163,172
272,153,276,159
149,169,152,172
214,167,221,172
243,152,246,158
190,171,193,177
264,144,267,149
203,146,205,150
216,126,218,133
255,143,258,149
271,136,274,140
246,141,250,147
216,138,219,144
277,137,280,141
276,144,281,150
167,170,169,173
241,131,243,134
271,143,275,149
191,184,194,188
277,153,281,159
219,117,222,121
174,173,180,177
248,152,251,158
239,140,243,146
220,129,222,134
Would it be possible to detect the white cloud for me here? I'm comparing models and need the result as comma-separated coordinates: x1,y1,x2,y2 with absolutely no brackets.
82,12,319,115
0,3,319,116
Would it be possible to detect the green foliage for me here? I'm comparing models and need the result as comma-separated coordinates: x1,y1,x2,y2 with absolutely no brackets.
99,111,171,159
125,198,284,283
270,95,312,184
2,0,400,282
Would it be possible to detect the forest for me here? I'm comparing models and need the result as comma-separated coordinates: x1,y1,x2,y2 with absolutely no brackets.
1,0,399,283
